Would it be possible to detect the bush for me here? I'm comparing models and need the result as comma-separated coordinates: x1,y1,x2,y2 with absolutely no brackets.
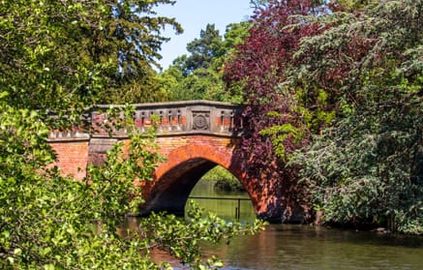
201,166,245,192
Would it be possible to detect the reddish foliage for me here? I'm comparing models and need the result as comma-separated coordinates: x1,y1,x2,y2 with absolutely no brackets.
224,0,325,220
288,3,380,106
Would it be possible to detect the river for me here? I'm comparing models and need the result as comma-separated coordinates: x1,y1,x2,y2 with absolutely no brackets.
185,179,423,270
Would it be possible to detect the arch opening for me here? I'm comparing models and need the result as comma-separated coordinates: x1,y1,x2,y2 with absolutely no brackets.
140,158,255,220
187,165,256,221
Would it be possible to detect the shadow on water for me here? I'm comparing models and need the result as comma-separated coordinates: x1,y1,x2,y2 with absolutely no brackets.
201,224,423,270
123,178,423,270
184,179,423,270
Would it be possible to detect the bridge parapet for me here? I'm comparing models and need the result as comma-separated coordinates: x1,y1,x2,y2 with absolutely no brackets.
46,101,288,221
91,100,243,138
48,128,90,142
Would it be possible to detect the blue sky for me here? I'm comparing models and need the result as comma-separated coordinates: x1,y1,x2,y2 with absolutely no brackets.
155,0,253,69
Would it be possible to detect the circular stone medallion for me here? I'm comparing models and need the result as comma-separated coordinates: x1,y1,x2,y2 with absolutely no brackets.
193,114,208,130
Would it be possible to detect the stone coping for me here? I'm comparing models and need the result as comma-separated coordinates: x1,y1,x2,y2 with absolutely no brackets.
93,100,242,110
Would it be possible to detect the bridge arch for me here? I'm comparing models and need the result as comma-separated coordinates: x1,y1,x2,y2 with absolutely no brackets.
48,101,287,222
140,141,259,216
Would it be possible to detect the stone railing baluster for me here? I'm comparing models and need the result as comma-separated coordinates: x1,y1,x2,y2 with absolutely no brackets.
48,100,243,141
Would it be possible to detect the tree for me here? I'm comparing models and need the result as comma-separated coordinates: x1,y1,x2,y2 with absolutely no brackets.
249,0,270,9
225,0,423,232
289,0,423,233
98,69,173,104
331,0,377,11
177,24,224,75
161,21,251,103
0,1,265,268
0,0,182,119
224,0,327,220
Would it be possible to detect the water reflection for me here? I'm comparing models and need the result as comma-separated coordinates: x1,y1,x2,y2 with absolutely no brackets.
186,179,423,270
204,224,423,270
185,179,256,221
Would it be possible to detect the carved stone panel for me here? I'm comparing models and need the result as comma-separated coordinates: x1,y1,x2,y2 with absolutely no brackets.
90,101,241,137
192,111,210,130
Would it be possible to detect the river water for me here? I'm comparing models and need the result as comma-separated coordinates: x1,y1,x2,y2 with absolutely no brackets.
185,179,423,270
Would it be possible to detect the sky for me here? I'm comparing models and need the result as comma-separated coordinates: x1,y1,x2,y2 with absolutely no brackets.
155,0,253,69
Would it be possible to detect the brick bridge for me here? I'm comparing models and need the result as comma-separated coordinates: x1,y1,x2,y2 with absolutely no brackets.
48,100,285,222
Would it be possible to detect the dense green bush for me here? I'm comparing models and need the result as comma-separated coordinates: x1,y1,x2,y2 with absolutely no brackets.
202,166,245,192
288,0,423,234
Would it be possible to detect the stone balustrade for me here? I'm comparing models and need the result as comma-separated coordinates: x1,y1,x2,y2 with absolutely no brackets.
48,100,243,141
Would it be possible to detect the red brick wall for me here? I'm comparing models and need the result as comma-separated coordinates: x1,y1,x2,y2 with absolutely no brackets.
154,135,240,181
50,135,285,221
156,135,237,161
148,135,283,221
49,141,89,180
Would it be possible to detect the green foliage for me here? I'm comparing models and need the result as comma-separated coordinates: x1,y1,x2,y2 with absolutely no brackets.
140,203,265,269
289,0,423,234
259,114,305,160
291,97,423,233
181,24,224,75
0,1,265,268
0,0,182,110
0,102,265,268
332,0,378,11
223,0,422,232
201,166,244,192
202,166,237,183
98,69,173,104
169,68,224,100
160,22,250,103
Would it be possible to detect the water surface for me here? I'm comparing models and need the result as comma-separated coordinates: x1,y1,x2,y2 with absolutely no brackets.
187,179,423,270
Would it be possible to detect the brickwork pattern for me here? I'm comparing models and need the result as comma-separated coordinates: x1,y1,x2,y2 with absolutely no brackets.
47,101,285,221
49,141,89,180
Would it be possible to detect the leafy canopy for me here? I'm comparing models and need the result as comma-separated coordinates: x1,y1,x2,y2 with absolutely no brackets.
0,0,182,116
289,0,423,233
0,1,265,268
